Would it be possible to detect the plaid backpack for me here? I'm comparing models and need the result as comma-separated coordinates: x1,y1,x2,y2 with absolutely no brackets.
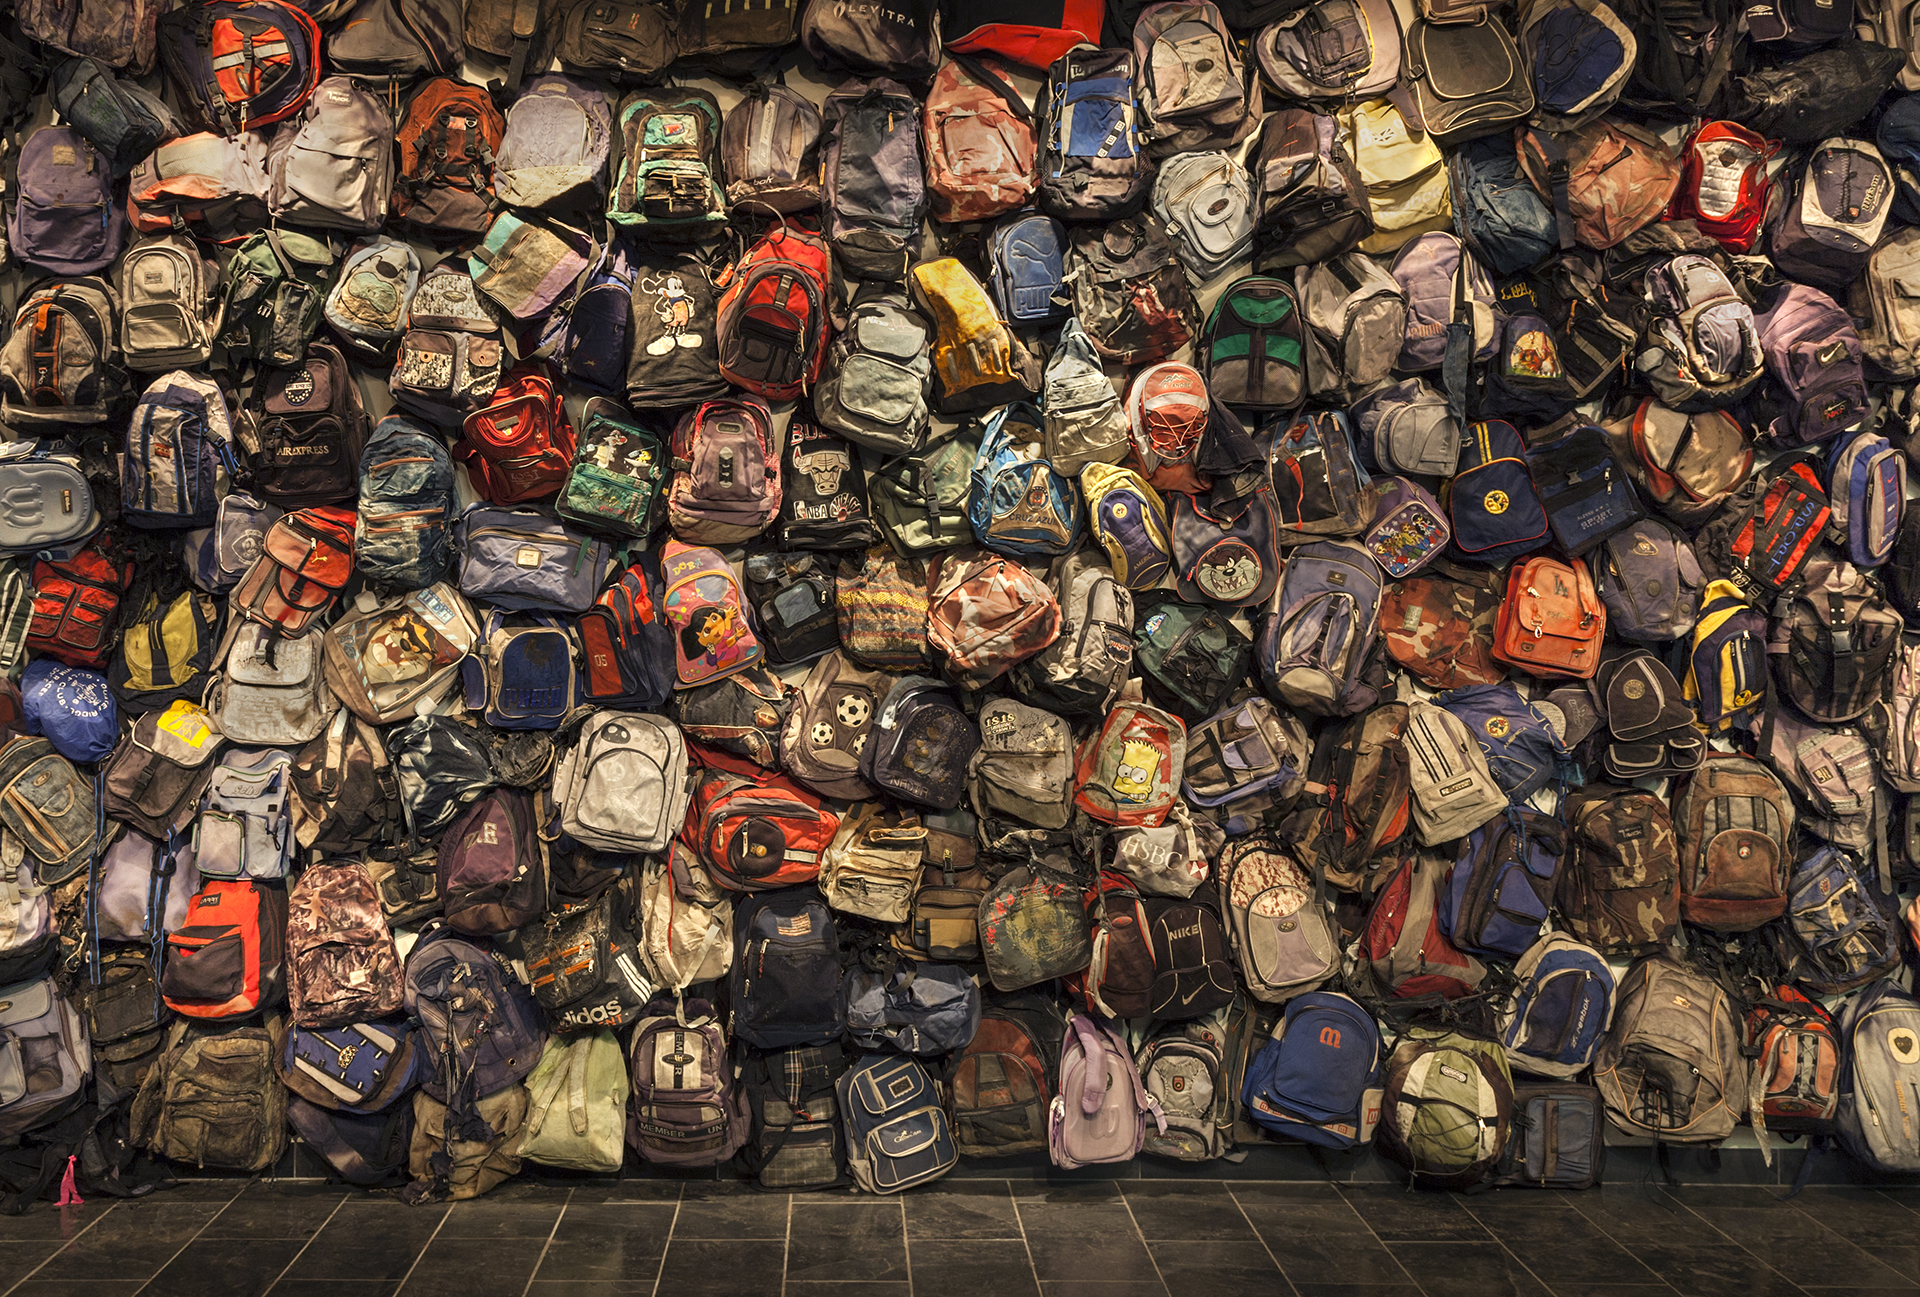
1447,134,1556,275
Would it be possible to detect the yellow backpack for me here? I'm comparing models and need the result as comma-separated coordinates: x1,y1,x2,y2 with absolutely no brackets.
1682,579,1768,733
1343,99,1452,255
909,257,1040,414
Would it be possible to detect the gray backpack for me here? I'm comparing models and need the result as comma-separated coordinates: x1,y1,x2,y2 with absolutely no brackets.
552,710,690,853
1295,253,1408,390
1010,548,1134,718
1404,701,1505,846
1836,979,1920,1171
1594,518,1702,641
821,77,927,280
968,697,1074,829
1041,319,1128,474
194,748,296,882
722,81,822,216
812,289,933,455
1131,1,1255,158
0,977,88,1140
1348,377,1457,477
389,265,504,427
1593,956,1743,1144
267,76,396,232
1253,0,1403,105
494,74,613,212
117,233,221,372
205,621,339,747
1150,149,1255,282
1390,231,1499,372
0,441,102,558
1639,254,1764,410
0,278,119,430
325,238,421,356
1770,138,1896,296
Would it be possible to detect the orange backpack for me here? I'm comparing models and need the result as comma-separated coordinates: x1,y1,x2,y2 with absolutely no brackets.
392,76,506,235
1493,555,1606,679
921,54,1038,223
456,361,576,504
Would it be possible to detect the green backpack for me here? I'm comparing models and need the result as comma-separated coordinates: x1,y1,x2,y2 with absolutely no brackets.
219,229,336,368
869,424,980,555
517,1031,628,1173
1132,596,1253,718
1376,1028,1514,1189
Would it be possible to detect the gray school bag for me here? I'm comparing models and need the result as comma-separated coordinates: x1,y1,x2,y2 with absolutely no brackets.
821,77,927,280
968,697,1075,829
813,289,933,455
1348,377,1457,477
205,621,339,747
551,711,691,854
326,238,421,356
118,233,221,373
1593,518,1702,641
1404,701,1505,846
495,74,613,212
1042,319,1129,474
194,748,297,882
267,77,396,232
0,976,88,1140
1150,150,1255,283
1295,253,1408,389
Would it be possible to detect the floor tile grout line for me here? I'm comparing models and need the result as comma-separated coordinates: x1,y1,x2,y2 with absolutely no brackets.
1224,1182,1304,1297
1506,1189,1692,1297
1003,1179,1044,1297
899,1196,912,1297
518,1188,572,1297
1112,1177,1173,1297
129,1182,247,1296
386,1200,454,1297
1,1199,119,1297
645,1183,683,1297
259,1191,353,1297
781,1190,794,1297
1331,1182,1429,1296
1658,1187,1860,1296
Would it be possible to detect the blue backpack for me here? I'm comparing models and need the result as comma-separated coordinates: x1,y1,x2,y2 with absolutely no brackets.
1526,424,1644,557
988,213,1067,327
1439,809,1567,960
1520,0,1635,131
280,1019,423,1113
731,888,844,1049
577,554,676,709
461,611,578,730
1480,311,1578,424
122,372,233,530
1827,427,1905,568
968,402,1083,559
1449,137,1557,277
1449,419,1550,565
1240,991,1383,1149
1784,845,1902,995
843,961,981,1055
21,658,116,762
355,415,455,592
1438,682,1572,804
547,240,635,396
837,1053,958,1193
1500,933,1615,1078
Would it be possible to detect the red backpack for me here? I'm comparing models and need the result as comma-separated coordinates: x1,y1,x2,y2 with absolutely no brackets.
922,55,1037,223
1351,851,1485,999
157,0,323,135
1067,870,1155,1019
456,361,576,504
1745,983,1839,1136
681,766,841,892
715,225,831,401
392,76,507,235
161,879,288,1019
229,505,356,634
28,538,131,669
1668,121,1777,254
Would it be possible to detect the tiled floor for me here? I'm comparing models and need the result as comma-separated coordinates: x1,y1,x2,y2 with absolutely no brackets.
3,1176,1919,1297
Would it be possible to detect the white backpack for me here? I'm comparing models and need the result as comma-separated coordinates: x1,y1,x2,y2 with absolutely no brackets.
1041,318,1129,474
205,622,338,747
552,711,690,853
638,850,732,990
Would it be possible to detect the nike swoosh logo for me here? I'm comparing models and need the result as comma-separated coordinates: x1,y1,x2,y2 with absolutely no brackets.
1179,985,1204,1007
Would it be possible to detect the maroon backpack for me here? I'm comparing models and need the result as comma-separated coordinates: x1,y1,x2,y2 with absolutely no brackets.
437,789,546,936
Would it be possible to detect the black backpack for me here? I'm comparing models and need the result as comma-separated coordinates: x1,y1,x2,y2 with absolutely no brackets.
1612,0,1740,121
741,1042,852,1190
730,888,844,1049
239,340,369,508
744,549,841,666
669,662,793,770
50,58,180,174
780,420,877,551
1250,107,1371,272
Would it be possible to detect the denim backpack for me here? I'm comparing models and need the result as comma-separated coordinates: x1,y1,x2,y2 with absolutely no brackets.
1756,283,1869,449
10,125,121,276
1448,134,1556,276
1828,427,1905,569
1594,518,1702,641
1240,991,1382,1148
1439,809,1567,959
123,372,233,530
1450,419,1549,565
355,415,454,592
988,213,1067,327
1525,423,1643,556
1439,683,1570,804
461,612,576,730
1258,539,1382,717
969,403,1083,560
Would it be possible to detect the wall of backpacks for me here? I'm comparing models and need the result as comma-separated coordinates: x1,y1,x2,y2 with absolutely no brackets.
2,0,1920,1208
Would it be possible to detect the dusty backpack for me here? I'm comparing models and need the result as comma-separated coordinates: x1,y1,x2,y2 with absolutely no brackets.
1037,46,1151,222
923,54,1037,223
265,76,394,231
1673,752,1794,932
1067,213,1201,366
821,77,926,281
1592,956,1743,1143
909,256,1042,415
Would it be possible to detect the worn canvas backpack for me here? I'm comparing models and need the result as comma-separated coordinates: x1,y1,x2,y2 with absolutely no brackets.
1294,251,1407,389
240,340,368,508
730,888,843,1047
10,126,120,277
665,398,781,544
1150,150,1255,282
493,74,612,212
627,999,748,1167
988,212,1069,330
723,81,821,215
1557,785,1678,953
0,278,120,431
927,550,1062,690
1447,133,1556,275
1265,412,1371,541
391,76,504,234
132,1016,285,1171
1770,560,1904,724
1401,15,1534,144
1199,276,1314,413
820,77,925,280
1042,319,1129,472
911,256,1043,415
1517,120,1680,251
923,54,1038,222
1134,597,1252,718
1037,46,1151,222
1594,517,1702,640
607,88,725,241
552,710,688,854
265,76,394,231
1835,979,1920,1171
1215,834,1338,1003
1010,548,1134,717
1132,0,1252,159
1592,956,1743,1143
1757,283,1869,450
1673,752,1795,931
286,860,402,1028
1250,107,1372,271
1259,539,1383,716
1343,99,1449,255
813,290,933,456
117,234,220,373
1067,214,1201,365
1782,845,1901,995
121,372,232,530
162,878,288,1019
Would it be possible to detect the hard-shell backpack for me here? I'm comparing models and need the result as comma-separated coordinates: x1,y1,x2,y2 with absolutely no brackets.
265,77,395,232
0,278,120,431
391,76,505,235
156,0,322,135
666,397,782,544
1258,539,1383,716
1755,283,1869,450
607,87,726,238
1250,107,1372,270
1239,991,1383,1147
1048,1013,1165,1168
723,81,822,215
923,54,1038,223
492,73,612,212
969,403,1084,560
117,234,221,373
714,225,832,402
1826,426,1904,567
10,126,121,277
1131,1,1253,158
1769,138,1896,295
821,77,926,281
1037,45,1152,222
988,212,1069,328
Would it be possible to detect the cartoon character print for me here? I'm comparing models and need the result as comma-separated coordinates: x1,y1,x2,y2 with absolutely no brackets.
666,574,752,674
642,272,704,357
1112,738,1163,804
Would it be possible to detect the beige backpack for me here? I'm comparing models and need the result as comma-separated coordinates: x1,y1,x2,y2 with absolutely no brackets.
639,849,732,991
820,803,927,924
1343,99,1451,255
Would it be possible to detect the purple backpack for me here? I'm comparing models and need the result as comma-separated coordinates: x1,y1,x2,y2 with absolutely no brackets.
1594,517,1702,641
1828,426,1905,568
1258,539,1384,716
10,126,122,275
1755,282,1869,448
1390,232,1498,372
1048,1013,1165,1168
1363,477,1450,577
403,920,546,1105
821,77,926,281
626,995,750,1167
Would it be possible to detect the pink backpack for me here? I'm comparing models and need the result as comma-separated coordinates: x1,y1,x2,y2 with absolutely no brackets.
1048,1013,1165,1168
660,540,764,688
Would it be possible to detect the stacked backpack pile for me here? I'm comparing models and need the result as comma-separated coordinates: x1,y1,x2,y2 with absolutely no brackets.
6,0,1920,1206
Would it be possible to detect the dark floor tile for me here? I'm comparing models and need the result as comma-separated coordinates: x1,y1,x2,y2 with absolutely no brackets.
671,1186,789,1239
1626,1242,1806,1297
784,1285,912,1297
1548,1288,1674,1297
144,1179,252,1202
0,1201,111,1242
1453,1207,1656,1289
787,1202,908,1282
1013,1183,1126,1204
1118,1182,1259,1241
143,1237,307,1297
1679,1203,1909,1289
565,1180,683,1203
397,1237,548,1297
653,1239,787,1297
1868,1246,1920,1283
909,1239,1038,1297
29,1202,225,1281
1023,1229,1164,1285
436,1188,568,1239
10,1283,144,1297
1246,1209,1408,1286
1793,1188,1920,1247
1146,1239,1279,1297
277,1201,451,1283
905,1182,1021,1239
1338,1184,1490,1241
1288,1285,1422,1297
0,1241,61,1287
1036,1284,1167,1297
525,1284,653,1297
269,1284,397,1297
530,1202,677,1282
1235,1195,1372,1239
201,1183,350,1239
1389,1240,1551,1297
1567,1185,1733,1249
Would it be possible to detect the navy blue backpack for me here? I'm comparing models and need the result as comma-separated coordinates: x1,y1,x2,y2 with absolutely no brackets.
1880,95,1920,223
988,213,1067,328
1439,808,1568,959
462,611,579,730
21,658,116,762
1479,311,1578,424
731,888,845,1049
1449,419,1550,565
550,241,635,396
1449,136,1557,278
1240,991,1383,1149
578,552,676,709
1438,682,1573,804
1526,423,1644,556
1521,0,1635,131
